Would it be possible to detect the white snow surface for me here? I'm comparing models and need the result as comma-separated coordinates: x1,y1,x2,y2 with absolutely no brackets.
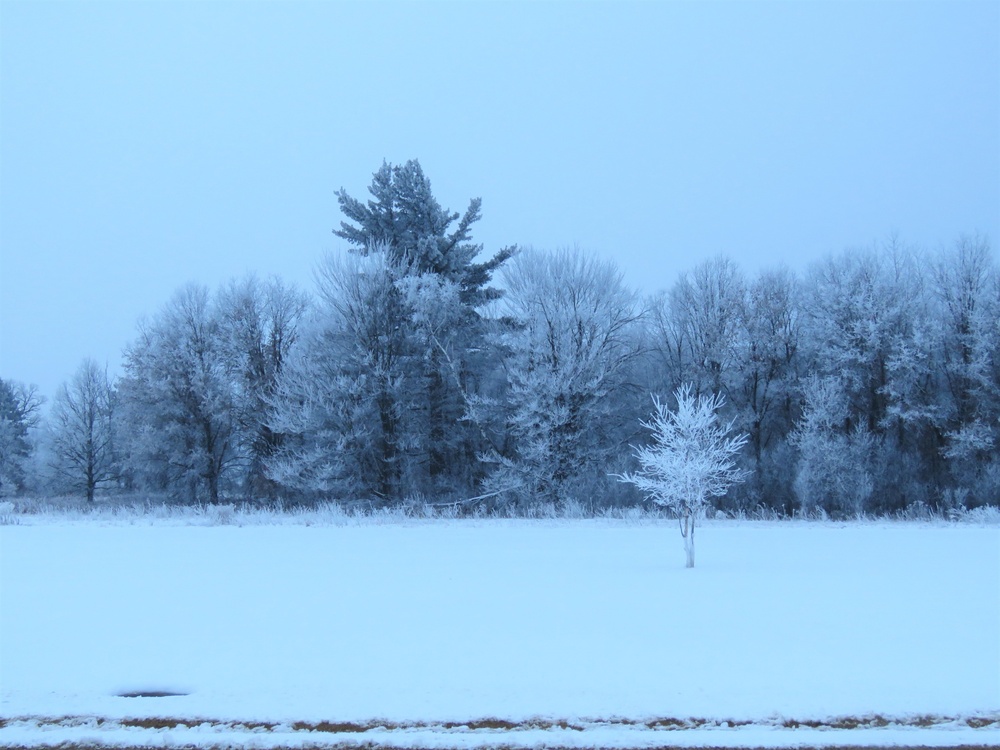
1,519,998,747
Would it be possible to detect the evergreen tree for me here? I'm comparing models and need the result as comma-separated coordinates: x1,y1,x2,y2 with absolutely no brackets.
0,378,42,496
333,160,514,498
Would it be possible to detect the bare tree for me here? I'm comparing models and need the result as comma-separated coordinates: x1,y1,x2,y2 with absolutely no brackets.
619,385,749,568
49,359,118,502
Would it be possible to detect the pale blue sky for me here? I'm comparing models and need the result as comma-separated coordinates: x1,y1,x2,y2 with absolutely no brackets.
1,0,998,401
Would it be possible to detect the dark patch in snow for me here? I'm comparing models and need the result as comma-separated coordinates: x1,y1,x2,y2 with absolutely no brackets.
114,690,189,698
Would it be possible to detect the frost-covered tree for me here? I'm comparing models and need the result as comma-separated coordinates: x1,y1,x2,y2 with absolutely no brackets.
932,234,998,506
48,359,118,501
802,243,923,434
933,236,992,426
791,376,874,517
217,276,307,497
619,385,749,568
646,261,800,513
656,256,746,398
799,241,930,511
119,285,239,504
268,251,407,500
0,378,42,496
736,269,799,456
333,160,514,497
486,248,643,508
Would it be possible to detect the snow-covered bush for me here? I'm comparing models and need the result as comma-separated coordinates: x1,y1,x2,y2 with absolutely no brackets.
0,500,17,525
205,503,236,526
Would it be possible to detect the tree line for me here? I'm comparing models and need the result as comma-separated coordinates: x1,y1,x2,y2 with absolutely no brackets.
2,160,997,516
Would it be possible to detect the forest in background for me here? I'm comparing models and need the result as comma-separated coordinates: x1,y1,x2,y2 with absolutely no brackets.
2,160,998,517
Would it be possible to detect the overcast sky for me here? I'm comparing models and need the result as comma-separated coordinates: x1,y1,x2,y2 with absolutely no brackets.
1,0,998,402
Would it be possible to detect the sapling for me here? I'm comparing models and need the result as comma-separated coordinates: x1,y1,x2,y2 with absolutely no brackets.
619,385,749,567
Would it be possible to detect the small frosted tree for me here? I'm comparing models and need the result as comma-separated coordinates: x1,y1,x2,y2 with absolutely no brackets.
620,385,749,568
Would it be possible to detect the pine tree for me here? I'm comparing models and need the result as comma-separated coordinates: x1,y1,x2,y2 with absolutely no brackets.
332,160,513,498
0,378,42,496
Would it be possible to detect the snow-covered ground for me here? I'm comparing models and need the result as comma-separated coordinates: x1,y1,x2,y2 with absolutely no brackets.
1,519,997,747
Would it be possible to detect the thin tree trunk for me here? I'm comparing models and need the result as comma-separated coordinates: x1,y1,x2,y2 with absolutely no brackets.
377,387,397,501
680,508,696,568
86,448,95,503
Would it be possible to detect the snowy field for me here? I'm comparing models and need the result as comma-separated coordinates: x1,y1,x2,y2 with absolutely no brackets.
1,519,998,748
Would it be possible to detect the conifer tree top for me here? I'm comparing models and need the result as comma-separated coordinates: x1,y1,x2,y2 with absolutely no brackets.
335,160,514,308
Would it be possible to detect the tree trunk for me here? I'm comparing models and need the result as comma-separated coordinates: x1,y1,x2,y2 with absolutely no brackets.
428,364,446,481
684,527,696,568
679,508,696,568
207,467,220,505
86,453,95,503
376,387,397,501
